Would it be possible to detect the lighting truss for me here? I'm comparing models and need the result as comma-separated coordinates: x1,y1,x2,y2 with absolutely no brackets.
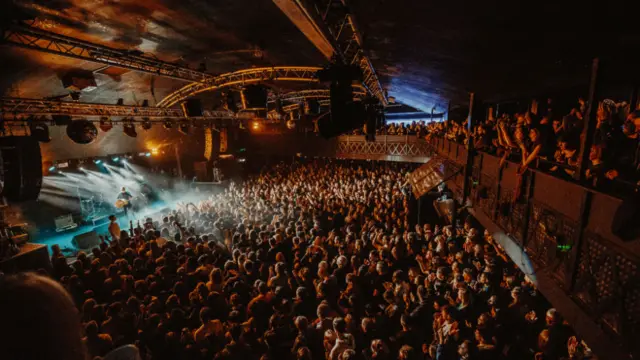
314,0,386,105
272,86,366,103
282,104,300,112
281,99,330,113
2,22,213,82
157,66,323,108
0,97,251,121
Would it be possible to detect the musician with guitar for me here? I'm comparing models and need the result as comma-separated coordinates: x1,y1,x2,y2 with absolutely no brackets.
115,187,134,217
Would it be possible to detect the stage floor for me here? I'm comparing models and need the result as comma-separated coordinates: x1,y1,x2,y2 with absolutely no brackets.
33,201,170,256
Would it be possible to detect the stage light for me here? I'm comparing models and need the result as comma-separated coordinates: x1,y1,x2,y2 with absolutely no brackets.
30,121,51,143
94,159,102,164
67,119,98,144
99,117,113,132
48,166,56,171
112,157,120,162
123,122,137,138
141,118,152,130
163,119,174,129
251,120,261,131
79,167,85,170
286,119,296,130
147,151,154,157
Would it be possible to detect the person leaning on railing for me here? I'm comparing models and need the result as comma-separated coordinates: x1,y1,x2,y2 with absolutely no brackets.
604,111,640,193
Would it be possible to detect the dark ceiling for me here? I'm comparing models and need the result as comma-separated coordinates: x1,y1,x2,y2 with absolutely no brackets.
351,0,640,111
0,0,325,106
1,0,638,112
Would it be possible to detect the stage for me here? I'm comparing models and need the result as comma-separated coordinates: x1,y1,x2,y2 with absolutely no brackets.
31,180,230,256
32,201,171,256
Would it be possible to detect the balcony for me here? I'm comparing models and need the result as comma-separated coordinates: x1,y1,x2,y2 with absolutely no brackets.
335,135,640,360
336,135,433,162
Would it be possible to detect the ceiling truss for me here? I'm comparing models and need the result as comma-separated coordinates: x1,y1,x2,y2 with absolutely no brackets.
2,20,379,109
0,97,248,120
274,87,365,103
321,1,386,105
272,0,386,105
157,66,322,108
2,22,213,82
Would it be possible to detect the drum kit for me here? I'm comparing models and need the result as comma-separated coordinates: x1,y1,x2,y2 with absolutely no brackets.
80,193,107,217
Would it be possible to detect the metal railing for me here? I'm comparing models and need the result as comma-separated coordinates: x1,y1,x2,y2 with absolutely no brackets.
335,134,640,358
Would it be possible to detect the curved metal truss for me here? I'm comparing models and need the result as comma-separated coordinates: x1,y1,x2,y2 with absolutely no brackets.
272,0,386,105
273,87,365,104
157,66,322,108
2,22,212,82
0,97,249,120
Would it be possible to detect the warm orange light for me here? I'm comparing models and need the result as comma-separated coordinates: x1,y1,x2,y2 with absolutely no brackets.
151,148,159,156
251,121,261,131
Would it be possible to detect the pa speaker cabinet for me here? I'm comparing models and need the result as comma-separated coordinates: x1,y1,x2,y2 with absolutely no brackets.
0,136,43,202
72,230,101,250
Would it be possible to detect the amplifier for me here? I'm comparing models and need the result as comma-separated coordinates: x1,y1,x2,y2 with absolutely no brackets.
55,214,78,232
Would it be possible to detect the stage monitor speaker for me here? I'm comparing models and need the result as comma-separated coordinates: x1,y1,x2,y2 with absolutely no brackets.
72,230,101,250
0,136,43,202
182,99,204,117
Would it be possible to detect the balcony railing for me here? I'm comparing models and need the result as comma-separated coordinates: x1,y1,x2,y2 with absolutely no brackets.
335,134,640,359
336,135,433,162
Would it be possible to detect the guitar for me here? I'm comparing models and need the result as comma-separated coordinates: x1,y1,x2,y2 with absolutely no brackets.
114,199,130,209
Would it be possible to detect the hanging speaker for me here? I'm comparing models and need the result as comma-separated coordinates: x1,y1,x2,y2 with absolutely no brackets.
0,136,43,202
241,85,268,111
275,97,283,114
223,92,238,113
306,99,320,115
182,99,204,117
66,119,98,144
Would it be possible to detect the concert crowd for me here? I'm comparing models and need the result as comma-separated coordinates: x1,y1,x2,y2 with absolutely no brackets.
369,101,640,195
0,160,592,360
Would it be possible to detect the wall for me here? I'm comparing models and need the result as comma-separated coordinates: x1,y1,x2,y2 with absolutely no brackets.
41,124,206,162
